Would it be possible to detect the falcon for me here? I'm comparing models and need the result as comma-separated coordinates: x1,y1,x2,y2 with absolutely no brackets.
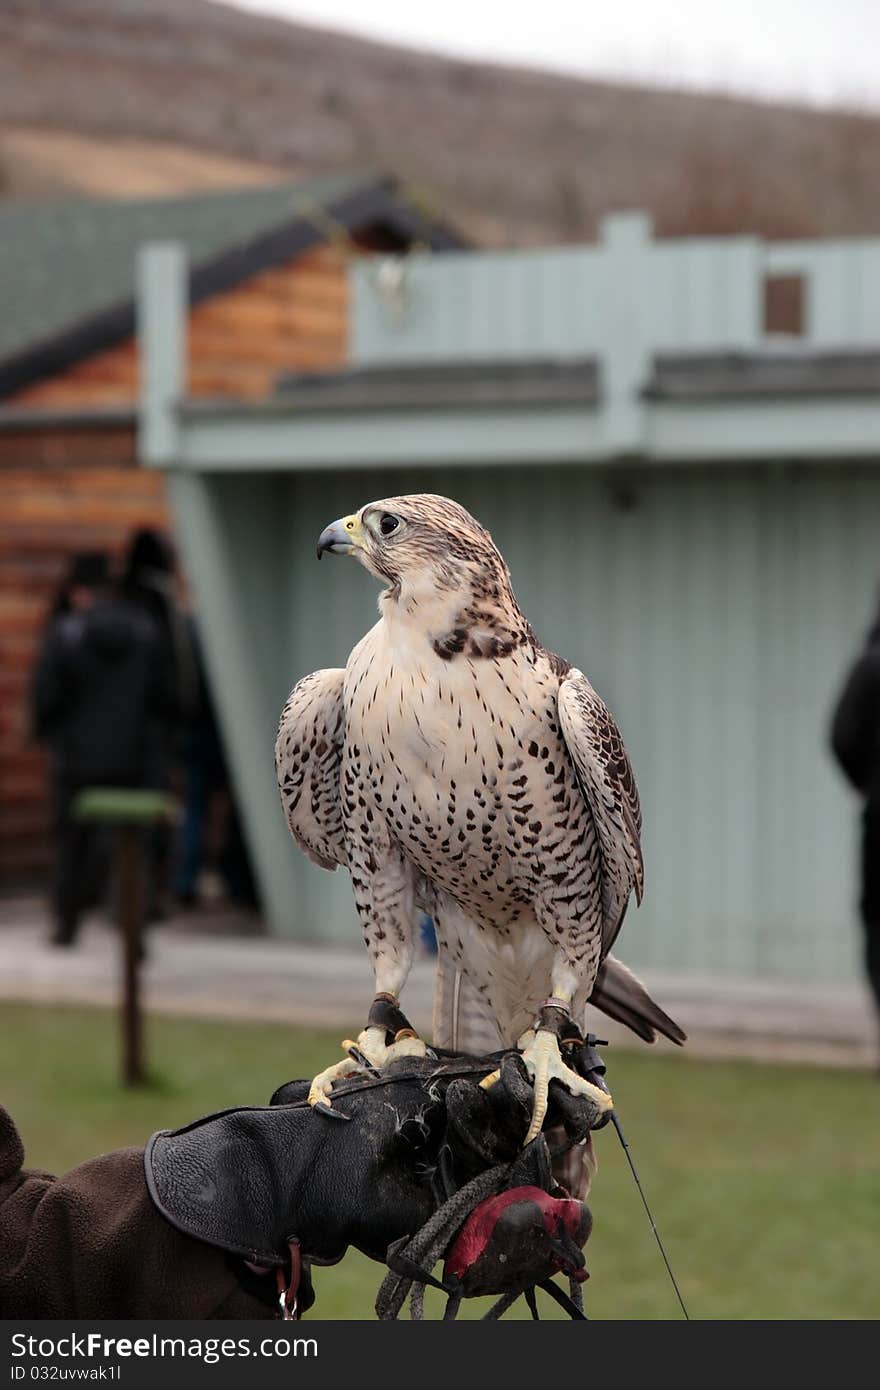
276,494,684,1143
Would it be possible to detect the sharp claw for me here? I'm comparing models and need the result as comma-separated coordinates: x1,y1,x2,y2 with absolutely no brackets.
525,1085,548,1144
308,1025,428,1123
313,1101,352,1121
346,1043,381,1074
519,1029,613,1146
478,1069,501,1091
307,1052,359,1115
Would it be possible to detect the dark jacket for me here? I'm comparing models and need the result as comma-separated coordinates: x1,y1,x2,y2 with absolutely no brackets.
0,1107,274,1320
31,595,177,788
831,626,880,804
124,568,198,732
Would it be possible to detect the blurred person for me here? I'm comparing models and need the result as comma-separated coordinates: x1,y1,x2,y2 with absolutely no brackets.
122,530,195,710
174,623,224,908
419,913,439,956
830,595,880,1031
40,549,109,625
30,552,176,946
174,621,258,911
45,554,90,622
122,528,195,915
32,552,112,935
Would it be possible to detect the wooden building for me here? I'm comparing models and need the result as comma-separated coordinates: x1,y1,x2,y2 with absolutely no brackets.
0,175,461,887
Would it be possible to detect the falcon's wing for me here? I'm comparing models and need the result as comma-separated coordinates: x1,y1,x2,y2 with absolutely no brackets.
557,667,644,956
275,668,347,871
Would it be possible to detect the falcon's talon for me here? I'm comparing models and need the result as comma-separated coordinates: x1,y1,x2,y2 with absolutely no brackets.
345,1043,381,1074
518,1027,613,1146
350,1022,428,1067
313,1100,351,1121
309,1023,428,1118
307,1054,360,1116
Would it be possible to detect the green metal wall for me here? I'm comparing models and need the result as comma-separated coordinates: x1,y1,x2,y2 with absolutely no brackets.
352,222,880,364
178,460,879,984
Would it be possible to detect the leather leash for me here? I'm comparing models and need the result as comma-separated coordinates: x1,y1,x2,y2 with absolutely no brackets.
276,1237,303,1320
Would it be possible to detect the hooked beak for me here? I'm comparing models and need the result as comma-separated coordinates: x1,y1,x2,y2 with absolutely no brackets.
316,514,362,560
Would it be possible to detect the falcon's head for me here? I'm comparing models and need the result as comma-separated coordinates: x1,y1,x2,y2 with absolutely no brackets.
316,493,509,602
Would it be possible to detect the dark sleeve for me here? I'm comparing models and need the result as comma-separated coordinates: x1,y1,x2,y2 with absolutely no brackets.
144,624,181,725
0,1107,273,1320
830,650,880,793
29,622,70,741
158,634,182,722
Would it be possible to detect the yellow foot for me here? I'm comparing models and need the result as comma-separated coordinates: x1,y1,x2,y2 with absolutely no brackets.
307,1056,359,1112
307,1025,427,1115
517,1028,613,1145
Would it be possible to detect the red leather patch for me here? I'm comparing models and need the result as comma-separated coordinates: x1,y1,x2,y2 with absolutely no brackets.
443,1185,584,1280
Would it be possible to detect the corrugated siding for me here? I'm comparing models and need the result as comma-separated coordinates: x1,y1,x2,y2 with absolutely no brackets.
352,228,880,364
352,247,606,363
224,462,878,981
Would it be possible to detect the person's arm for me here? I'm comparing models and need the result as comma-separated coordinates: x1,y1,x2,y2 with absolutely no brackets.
830,649,880,794
146,626,181,724
29,623,71,741
0,1106,275,1320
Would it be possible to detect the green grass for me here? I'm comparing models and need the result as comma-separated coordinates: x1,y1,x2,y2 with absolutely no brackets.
2,999,878,1319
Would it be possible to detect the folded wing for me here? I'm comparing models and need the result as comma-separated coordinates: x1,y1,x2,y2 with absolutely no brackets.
275,668,347,871
557,668,644,957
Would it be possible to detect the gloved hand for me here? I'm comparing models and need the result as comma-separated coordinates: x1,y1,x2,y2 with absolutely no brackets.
147,1045,608,1317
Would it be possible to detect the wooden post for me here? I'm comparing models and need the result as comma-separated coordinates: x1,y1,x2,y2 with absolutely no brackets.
73,788,176,1088
117,825,145,1087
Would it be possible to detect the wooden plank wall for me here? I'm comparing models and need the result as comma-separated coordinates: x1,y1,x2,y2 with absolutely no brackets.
1,243,350,886
0,433,165,883
187,245,348,398
10,245,349,407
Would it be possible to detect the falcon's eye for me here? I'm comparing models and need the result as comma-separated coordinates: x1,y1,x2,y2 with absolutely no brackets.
379,514,401,536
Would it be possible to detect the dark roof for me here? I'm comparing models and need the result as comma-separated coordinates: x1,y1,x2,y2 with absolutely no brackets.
0,404,136,434
645,351,880,401
0,172,463,399
188,349,880,418
271,357,600,411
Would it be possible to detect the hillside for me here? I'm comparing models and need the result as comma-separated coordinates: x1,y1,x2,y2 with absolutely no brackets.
0,125,287,200
1,0,879,243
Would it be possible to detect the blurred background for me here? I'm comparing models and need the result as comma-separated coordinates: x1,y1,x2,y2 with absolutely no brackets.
1,0,880,1319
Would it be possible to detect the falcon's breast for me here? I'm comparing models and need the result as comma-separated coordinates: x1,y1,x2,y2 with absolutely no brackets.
342,620,602,930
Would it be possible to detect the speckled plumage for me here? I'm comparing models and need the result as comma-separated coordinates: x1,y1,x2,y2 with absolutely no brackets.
277,494,682,1051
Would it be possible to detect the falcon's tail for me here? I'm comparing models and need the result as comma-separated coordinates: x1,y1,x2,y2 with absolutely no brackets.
589,955,686,1046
